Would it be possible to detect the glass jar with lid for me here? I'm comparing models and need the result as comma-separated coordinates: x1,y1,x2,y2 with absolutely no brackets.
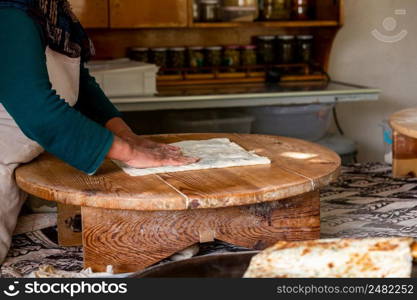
199,0,221,22
296,35,313,63
150,48,168,72
223,45,241,72
204,46,222,68
292,0,312,20
167,47,186,70
193,0,200,21
221,0,259,22
128,47,149,62
276,35,295,64
262,0,291,20
241,45,257,66
188,46,205,70
256,35,276,65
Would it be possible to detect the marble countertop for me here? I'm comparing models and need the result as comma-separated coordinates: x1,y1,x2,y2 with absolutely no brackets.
110,81,380,112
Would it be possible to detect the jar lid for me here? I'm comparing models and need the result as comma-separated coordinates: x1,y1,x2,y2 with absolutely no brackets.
241,45,256,50
188,46,204,50
257,36,275,41
169,47,186,51
152,47,168,51
297,35,314,40
205,46,222,50
225,45,240,50
200,0,219,3
130,47,149,51
277,35,295,40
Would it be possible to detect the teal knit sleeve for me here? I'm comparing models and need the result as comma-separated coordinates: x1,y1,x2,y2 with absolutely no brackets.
0,8,114,174
74,64,123,126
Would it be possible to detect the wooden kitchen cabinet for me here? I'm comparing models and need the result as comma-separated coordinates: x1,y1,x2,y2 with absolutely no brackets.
109,0,188,28
87,0,345,86
69,0,109,28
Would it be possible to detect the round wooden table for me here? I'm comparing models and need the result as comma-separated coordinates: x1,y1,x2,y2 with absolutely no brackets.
390,108,417,177
16,133,340,273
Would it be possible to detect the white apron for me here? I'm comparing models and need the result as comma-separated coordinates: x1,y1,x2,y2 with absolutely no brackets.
0,47,80,262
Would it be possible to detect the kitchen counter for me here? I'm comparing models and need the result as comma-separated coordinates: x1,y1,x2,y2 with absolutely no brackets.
110,81,380,112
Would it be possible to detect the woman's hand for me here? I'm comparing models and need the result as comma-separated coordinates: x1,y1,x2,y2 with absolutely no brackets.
107,136,199,169
124,143,198,169
105,117,180,154
120,131,181,154
105,117,199,168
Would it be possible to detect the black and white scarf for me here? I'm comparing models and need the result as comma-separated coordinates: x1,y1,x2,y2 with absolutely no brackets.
0,0,95,60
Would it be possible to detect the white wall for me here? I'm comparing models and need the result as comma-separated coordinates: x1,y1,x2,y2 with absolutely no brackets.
329,0,417,162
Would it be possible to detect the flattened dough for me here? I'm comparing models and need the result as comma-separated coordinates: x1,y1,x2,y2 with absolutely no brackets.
115,138,271,176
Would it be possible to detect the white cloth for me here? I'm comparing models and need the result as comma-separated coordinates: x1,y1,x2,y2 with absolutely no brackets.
27,265,132,278
0,47,80,263
116,138,271,176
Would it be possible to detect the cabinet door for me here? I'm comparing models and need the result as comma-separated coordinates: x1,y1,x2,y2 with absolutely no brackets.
110,0,188,28
69,0,109,28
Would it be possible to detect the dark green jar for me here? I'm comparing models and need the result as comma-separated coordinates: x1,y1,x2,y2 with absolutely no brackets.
150,48,168,68
204,46,222,67
223,45,241,72
297,35,314,63
241,45,257,66
128,47,149,62
276,35,295,64
188,46,205,69
256,36,275,65
168,47,186,69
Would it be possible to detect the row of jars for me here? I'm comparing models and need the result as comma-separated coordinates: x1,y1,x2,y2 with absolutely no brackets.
128,46,258,70
256,34,314,64
194,0,313,23
128,35,313,71
262,0,313,21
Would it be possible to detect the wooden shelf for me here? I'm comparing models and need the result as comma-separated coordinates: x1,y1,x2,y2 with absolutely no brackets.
260,20,340,28
157,74,327,86
191,20,340,28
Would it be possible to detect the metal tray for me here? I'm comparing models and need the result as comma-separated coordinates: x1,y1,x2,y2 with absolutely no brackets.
132,251,417,278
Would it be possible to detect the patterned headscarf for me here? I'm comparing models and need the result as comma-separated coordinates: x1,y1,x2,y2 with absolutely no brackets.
0,0,95,60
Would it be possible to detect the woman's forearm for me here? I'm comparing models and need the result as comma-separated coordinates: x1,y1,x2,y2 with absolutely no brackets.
75,64,123,126
106,135,134,162
105,117,134,137
0,9,116,175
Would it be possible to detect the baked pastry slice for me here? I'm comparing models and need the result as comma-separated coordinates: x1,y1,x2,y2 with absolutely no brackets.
244,238,417,278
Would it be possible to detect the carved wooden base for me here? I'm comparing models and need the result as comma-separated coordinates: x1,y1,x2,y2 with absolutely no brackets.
81,191,320,273
393,131,417,178
57,203,82,246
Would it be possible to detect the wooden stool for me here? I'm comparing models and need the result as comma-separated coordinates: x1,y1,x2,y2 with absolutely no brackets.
390,109,417,177
15,133,340,273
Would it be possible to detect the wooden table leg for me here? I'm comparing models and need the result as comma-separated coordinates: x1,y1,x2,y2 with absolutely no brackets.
82,190,320,273
215,190,320,249
57,203,82,246
393,131,417,178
